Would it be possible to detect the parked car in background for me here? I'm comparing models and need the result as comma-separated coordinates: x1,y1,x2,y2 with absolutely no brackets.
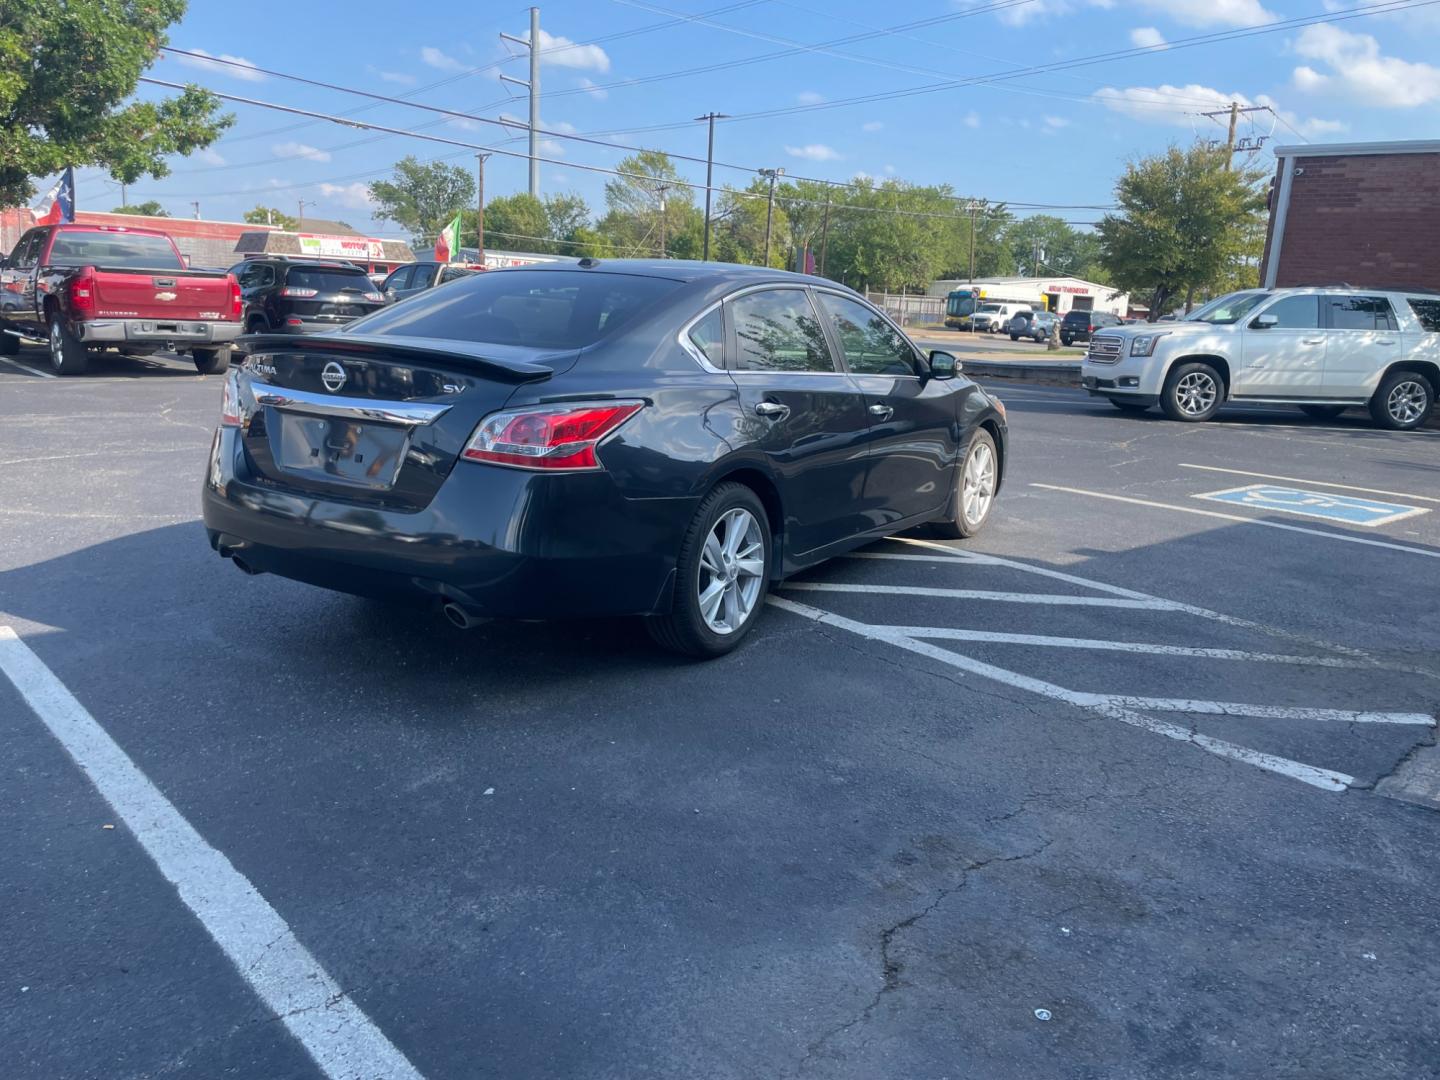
205,260,1008,657
1,223,242,375
230,256,386,337
381,261,482,304
1008,310,1059,342
972,302,1028,333
1060,309,1125,347
1079,287,1439,430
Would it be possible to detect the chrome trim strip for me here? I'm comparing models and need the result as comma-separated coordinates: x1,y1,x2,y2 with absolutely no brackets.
248,383,452,425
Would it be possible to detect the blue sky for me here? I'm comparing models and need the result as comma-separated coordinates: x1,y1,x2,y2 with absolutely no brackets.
64,0,1440,239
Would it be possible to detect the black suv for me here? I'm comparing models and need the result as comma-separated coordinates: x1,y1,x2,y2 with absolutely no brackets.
1060,309,1124,347
230,257,386,335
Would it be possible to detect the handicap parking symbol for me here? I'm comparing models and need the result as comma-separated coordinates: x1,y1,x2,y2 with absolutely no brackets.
1195,484,1429,527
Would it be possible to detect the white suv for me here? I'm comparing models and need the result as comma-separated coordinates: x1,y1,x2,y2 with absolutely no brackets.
1080,287,1439,430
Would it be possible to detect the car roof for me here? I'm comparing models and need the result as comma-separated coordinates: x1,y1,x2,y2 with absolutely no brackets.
490,257,862,293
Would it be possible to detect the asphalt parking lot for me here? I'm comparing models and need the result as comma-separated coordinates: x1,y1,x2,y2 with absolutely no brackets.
3,346,1438,1080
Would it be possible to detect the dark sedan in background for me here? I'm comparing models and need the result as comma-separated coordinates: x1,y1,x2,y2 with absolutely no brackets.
204,261,1007,656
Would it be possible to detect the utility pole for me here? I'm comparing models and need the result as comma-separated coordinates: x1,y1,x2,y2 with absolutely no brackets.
191,200,200,220
297,199,306,227
475,152,491,262
1195,102,1269,170
499,7,541,198
695,112,728,261
657,184,670,258
818,190,832,277
964,199,981,283
760,167,783,268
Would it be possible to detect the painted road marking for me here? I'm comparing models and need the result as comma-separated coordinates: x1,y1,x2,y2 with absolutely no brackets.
1084,695,1433,725
778,581,1173,609
767,597,1354,791
0,626,426,1080
1178,463,1440,505
1195,484,1429,528
882,626,1370,668
0,355,57,379
1030,484,1440,560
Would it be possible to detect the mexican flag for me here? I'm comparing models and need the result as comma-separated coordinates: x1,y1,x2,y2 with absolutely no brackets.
434,212,462,263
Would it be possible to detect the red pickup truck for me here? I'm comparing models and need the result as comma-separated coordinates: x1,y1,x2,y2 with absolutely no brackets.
0,223,242,375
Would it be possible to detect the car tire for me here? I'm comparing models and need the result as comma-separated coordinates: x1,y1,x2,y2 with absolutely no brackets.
930,428,998,540
1368,369,1434,431
1108,397,1149,412
1060,335,1072,347
1010,333,1020,341
0,328,18,355
1160,361,1223,422
192,346,232,375
646,482,772,658
48,312,88,376
1298,404,1346,420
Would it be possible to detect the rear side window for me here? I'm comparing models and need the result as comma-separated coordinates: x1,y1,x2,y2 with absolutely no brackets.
286,266,373,293
730,288,835,373
1407,298,1440,332
46,230,184,270
1326,295,1398,331
687,306,724,368
342,269,682,349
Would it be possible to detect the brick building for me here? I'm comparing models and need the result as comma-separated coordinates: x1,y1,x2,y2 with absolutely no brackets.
1260,140,1440,291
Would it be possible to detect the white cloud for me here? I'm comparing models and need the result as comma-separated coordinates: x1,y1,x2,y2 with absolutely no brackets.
264,178,289,189
1043,115,1070,129
883,164,897,174
785,143,841,161
798,90,826,105
958,0,1114,28
197,147,226,166
446,117,483,132
538,138,566,156
272,141,331,163
962,111,981,128
578,77,608,100
174,48,265,82
420,46,465,72
1094,83,1252,125
861,120,884,132
1136,0,1273,26
1291,24,1440,107
532,28,610,72
318,182,374,210
1129,27,1167,49
369,66,415,86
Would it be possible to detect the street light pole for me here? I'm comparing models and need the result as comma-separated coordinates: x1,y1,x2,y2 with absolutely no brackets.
658,183,669,258
818,190,832,277
760,167,783,268
965,199,980,283
695,112,728,262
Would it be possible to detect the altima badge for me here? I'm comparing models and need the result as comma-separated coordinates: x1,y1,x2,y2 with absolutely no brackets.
321,361,347,393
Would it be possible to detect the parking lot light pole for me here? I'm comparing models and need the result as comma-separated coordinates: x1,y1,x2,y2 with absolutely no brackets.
695,113,728,262
760,168,783,268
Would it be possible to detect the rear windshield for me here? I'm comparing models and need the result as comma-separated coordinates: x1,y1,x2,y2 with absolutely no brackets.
286,266,374,293
1064,311,1090,321
341,269,683,349
46,230,183,271
1408,298,1440,332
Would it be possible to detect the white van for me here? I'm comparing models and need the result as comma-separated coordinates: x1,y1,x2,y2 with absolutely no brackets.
972,303,1030,333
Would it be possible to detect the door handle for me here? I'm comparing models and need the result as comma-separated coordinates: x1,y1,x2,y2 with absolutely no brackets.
868,403,894,420
754,401,790,420
1301,338,1325,345
1376,340,1397,346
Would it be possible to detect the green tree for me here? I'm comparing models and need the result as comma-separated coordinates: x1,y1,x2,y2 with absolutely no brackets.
712,182,789,268
243,205,298,230
111,200,169,216
543,192,591,248
1,0,232,206
1097,144,1267,320
598,151,695,257
369,156,475,242
473,192,548,251
1005,215,1108,282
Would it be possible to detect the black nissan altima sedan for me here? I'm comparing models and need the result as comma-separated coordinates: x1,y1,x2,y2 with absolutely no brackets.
203,260,1008,656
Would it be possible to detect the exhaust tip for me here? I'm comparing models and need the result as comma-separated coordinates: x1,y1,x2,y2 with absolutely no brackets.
442,601,486,630
230,555,263,576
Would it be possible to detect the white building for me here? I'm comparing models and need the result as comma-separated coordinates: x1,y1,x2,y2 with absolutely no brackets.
928,275,1127,327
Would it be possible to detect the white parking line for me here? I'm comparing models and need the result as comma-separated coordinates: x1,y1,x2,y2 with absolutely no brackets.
0,355,57,379
0,627,425,1080
1030,483,1440,559
779,581,1172,609
884,625,1369,668
1083,695,1433,725
767,597,1354,791
1178,463,1440,505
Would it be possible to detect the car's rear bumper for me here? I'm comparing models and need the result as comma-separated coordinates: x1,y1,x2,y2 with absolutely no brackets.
78,319,242,345
201,429,694,619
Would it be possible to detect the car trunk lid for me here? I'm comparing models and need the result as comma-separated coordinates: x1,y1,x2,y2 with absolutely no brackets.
90,268,234,321
234,333,571,510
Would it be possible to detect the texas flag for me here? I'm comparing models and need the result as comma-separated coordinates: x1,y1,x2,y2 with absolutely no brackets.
35,167,76,226
434,212,462,263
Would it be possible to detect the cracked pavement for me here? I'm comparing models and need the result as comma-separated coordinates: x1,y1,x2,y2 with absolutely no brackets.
1,358,1438,1079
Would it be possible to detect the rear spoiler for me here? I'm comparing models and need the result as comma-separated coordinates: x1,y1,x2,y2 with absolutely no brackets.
238,333,556,384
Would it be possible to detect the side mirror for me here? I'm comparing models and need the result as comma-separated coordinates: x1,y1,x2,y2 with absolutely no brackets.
928,350,960,379
1251,313,1278,329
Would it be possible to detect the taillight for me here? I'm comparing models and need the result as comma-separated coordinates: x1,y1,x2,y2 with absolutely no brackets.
1088,324,1096,333
228,275,242,318
219,369,242,428
280,286,317,297
69,266,96,313
461,401,645,471
363,291,384,303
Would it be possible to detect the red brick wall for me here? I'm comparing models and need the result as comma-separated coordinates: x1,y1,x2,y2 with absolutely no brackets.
1266,152,1440,290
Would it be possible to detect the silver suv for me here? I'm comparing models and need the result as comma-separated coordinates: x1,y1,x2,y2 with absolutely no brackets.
1080,287,1439,430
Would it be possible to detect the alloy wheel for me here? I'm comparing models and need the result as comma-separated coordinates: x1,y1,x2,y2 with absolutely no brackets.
697,507,765,635
49,319,63,370
1175,371,1217,416
962,440,996,526
1387,380,1428,425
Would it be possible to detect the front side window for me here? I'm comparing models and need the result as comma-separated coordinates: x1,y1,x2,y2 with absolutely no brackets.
1409,298,1440,333
383,265,414,291
817,292,918,377
687,306,725,368
1326,295,1398,332
1190,292,1271,325
729,288,835,373
10,230,42,268
1254,295,1321,329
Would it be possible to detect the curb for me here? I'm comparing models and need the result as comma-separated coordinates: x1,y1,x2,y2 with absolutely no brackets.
961,360,1081,388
